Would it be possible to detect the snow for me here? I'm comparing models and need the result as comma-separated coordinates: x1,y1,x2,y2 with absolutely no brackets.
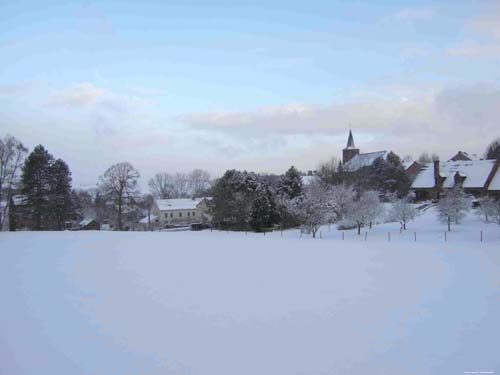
301,175,317,186
156,198,205,210
0,208,499,375
344,150,388,171
79,218,94,226
412,160,497,189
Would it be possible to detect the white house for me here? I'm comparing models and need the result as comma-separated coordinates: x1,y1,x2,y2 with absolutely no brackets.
148,197,211,228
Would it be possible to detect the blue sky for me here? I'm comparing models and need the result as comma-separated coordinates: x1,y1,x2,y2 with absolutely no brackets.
1,0,500,186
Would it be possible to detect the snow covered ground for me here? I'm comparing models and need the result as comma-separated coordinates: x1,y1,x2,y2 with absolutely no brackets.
1,208,499,375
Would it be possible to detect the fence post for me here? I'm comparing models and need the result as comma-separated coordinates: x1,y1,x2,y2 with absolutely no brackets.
281,230,283,237
480,230,483,242
388,232,391,242
342,231,344,240
444,231,447,242
320,231,322,239
414,232,416,242
365,232,367,241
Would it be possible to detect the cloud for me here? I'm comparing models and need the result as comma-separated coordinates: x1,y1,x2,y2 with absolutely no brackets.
179,83,500,163
49,83,107,108
392,7,436,24
445,43,500,57
468,6,500,40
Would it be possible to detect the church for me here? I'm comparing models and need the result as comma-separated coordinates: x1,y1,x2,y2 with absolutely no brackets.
342,130,388,172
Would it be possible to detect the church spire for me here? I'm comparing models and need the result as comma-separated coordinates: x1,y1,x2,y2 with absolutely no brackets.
346,129,355,149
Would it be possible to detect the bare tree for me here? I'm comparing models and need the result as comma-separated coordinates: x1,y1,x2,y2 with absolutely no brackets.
188,169,211,197
437,188,470,231
389,198,417,230
0,135,28,230
149,172,174,199
99,162,140,231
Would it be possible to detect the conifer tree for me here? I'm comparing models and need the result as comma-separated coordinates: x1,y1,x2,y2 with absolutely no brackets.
48,159,76,229
278,166,304,200
21,145,53,230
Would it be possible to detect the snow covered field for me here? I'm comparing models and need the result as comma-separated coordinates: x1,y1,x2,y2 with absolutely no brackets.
1,209,499,375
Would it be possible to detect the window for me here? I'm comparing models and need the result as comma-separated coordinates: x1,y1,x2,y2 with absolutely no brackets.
192,211,196,216
179,212,182,217
165,213,168,218
170,213,173,218
187,212,191,217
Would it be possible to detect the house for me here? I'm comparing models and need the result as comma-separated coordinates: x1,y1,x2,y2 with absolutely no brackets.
342,130,388,171
150,197,211,228
412,159,500,200
77,219,101,230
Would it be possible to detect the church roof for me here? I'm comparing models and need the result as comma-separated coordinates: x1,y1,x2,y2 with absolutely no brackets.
344,151,388,171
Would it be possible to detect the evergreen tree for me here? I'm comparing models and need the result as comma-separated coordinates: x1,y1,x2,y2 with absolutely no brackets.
250,185,272,231
47,159,75,230
485,138,500,160
370,152,410,199
21,145,53,230
278,166,304,199
8,195,16,231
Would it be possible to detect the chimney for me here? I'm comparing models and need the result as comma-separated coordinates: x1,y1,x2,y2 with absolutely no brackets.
433,159,440,187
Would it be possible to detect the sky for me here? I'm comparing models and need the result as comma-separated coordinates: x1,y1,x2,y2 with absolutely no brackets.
1,0,500,188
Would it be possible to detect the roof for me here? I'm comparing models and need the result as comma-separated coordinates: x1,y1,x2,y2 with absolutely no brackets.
139,214,157,224
412,160,497,189
301,175,318,186
488,165,500,191
79,218,97,226
155,198,206,211
344,151,388,171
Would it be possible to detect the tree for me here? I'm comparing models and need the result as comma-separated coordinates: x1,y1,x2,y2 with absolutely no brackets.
277,166,304,200
99,162,140,231
345,190,383,235
418,152,439,163
389,198,417,230
149,172,174,199
437,188,470,231
477,197,500,224
188,169,211,197
288,179,332,238
21,145,54,230
370,152,411,199
47,159,77,230
250,185,274,231
0,135,28,230
142,193,155,231
329,183,356,222
485,138,500,160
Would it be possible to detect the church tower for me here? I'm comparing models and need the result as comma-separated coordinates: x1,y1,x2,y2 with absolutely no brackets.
342,130,360,163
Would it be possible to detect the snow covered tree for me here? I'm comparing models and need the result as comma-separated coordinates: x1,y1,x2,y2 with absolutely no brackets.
99,162,140,231
437,188,470,231
329,183,356,222
345,190,383,235
370,152,411,199
477,197,500,224
277,166,304,200
0,135,27,230
21,145,54,230
485,138,500,160
250,185,274,231
389,198,417,230
288,179,332,238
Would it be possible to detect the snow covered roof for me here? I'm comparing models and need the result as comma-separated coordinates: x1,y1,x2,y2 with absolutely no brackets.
139,215,157,224
79,218,96,226
487,165,500,191
155,198,207,211
412,160,497,189
344,151,388,172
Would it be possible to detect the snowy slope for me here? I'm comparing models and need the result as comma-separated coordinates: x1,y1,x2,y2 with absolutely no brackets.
0,209,499,375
